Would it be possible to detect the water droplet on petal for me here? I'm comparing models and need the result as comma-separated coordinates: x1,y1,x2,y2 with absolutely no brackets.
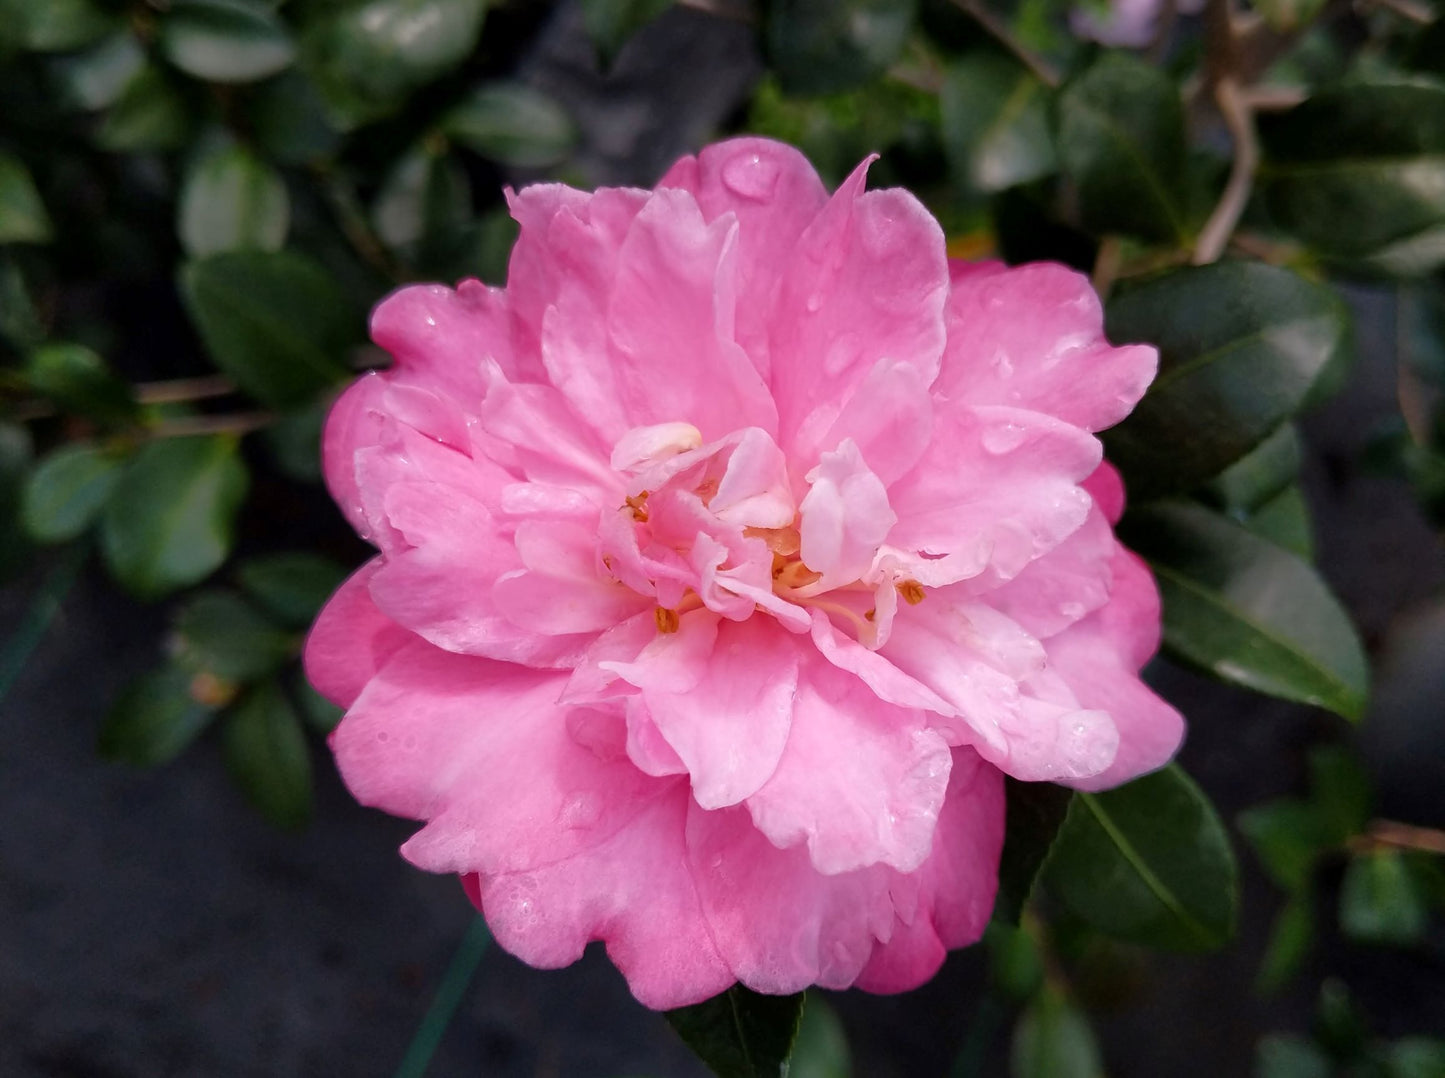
980,422,1027,455
990,348,1014,378
805,290,825,313
1059,601,1086,620
721,152,780,201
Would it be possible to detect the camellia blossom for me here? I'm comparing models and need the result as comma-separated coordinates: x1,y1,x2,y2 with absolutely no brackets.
305,137,1184,1010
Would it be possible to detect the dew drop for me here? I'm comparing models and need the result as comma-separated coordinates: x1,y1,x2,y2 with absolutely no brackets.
989,348,1014,378
1059,601,1086,620
980,422,1027,454
721,152,780,201
559,792,603,829
805,290,825,313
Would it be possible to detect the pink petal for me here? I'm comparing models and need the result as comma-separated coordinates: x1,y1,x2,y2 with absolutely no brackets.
769,158,949,466
659,138,830,382
607,188,778,439
321,373,390,538
476,790,734,1010
303,558,412,708
371,278,536,391
854,749,1004,992
798,439,897,591
936,261,1158,433
888,404,1102,580
1083,459,1127,525
687,802,897,993
745,649,952,874
978,505,1116,640
607,614,798,809
479,361,619,493
333,640,670,876
821,358,935,486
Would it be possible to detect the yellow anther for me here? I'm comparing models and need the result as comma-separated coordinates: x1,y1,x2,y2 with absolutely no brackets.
624,491,650,522
775,560,822,590
864,608,876,622
654,606,680,634
897,579,926,605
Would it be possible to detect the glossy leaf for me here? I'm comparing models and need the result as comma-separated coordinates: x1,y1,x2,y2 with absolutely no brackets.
790,996,850,1078
1260,78,1445,274
247,71,341,166
260,402,326,483
1256,895,1314,994
1387,1038,1445,1078
99,664,218,766
100,435,249,599
444,83,577,169
223,679,313,829
178,144,290,257
1044,764,1238,951
1307,744,1372,845
1256,1035,1331,1078
986,921,1044,1003
1339,850,1429,946
53,32,146,111
237,551,347,627
159,0,295,83
97,63,192,152
293,674,344,733
175,590,296,681
765,0,916,97
993,777,1073,924
579,0,673,63
0,422,34,580
666,986,804,1078
1010,986,1103,1078
1202,424,1302,514
179,250,354,408
1120,502,1369,720
1104,263,1350,499
1056,52,1188,243
24,343,136,425
941,53,1055,194
0,153,53,245
21,442,124,543
372,145,470,251
1244,484,1314,561
0,255,44,351
0,0,116,52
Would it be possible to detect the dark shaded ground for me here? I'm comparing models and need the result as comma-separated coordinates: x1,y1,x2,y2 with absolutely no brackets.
3,7,1445,1078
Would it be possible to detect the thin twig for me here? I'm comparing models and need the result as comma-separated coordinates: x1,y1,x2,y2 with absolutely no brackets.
675,0,756,22
1350,819,1445,857
1238,84,1308,111
135,374,237,405
1357,0,1433,23
1194,77,1259,264
148,411,274,439
1091,236,1124,300
948,0,1060,88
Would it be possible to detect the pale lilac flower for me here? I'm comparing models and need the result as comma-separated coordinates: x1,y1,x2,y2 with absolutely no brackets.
305,137,1183,1009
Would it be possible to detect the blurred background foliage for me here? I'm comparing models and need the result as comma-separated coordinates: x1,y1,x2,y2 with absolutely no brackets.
2,0,1445,1075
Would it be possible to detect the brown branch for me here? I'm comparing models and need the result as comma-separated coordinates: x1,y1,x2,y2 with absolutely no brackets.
1350,819,1445,857
948,0,1060,88
134,374,237,405
1194,77,1259,264
148,411,274,440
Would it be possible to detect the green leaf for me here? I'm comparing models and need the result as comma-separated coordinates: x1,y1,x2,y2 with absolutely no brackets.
1055,52,1188,243
1256,895,1314,994
21,442,124,543
247,71,341,166
52,31,146,111
993,777,1073,924
0,0,117,52
1104,262,1350,499
986,921,1044,1003
1339,849,1429,946
789,996,850,1078
174,590,296,681
1307,744,1372,844
940,53,1056,194
179,249,355,408
259,401,326,482
178,144,290,257
1010,986,1103,1078
100,435,249,599
1243,484,1315,561
293,674,344,733
1237,798,1329,892
99,664,218,766
1260,78,1445,274
301,0,487,128
1044,764,1238,951
444,83,577,169
1256,1035,1331,1078
97,63,193,152
579,0,673,63
1119,501,1369,720
372,145,470,251
0,254,44,351
1202,424,1302,515
223,679,313,828
237,551,347,627
1385,1037,1445,1078
0,422,35,580
0,153,53,245
159,0,295,84
24,343,137,425
666,986,804,1078
765,0,917,97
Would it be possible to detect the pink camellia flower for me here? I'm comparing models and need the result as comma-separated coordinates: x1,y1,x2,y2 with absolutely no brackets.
305,137,1184,1009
